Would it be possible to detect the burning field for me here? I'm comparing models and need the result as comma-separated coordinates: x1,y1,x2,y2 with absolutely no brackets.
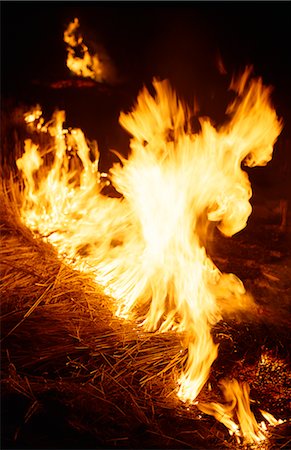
1,6,291,450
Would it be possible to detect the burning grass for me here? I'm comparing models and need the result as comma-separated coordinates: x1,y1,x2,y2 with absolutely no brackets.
1,167,290,449
1,71,291,448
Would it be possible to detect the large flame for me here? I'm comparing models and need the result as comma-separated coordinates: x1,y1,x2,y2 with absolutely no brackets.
17,69,282,442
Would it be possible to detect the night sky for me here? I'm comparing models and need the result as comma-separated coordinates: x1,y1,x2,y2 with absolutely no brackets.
1,2,291,164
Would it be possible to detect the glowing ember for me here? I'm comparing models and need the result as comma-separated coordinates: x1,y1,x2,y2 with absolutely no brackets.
16,68,283,443
64,18,115,83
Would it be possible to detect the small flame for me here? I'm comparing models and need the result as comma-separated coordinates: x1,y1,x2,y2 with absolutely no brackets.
24,106,42,124
260,409,284,427
199,380,265,443
199,380,285,443
16,69,283,442
64,18,115,83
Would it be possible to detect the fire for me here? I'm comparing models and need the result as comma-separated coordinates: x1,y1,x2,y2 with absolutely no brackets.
64,18,115,83
16,69,283,442
199,380,263,444
199,380,285,443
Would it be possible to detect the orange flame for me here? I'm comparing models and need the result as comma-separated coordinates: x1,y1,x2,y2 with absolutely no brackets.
199,380,264,443
16,69,283,442
199,380,285,443
64,18,115,83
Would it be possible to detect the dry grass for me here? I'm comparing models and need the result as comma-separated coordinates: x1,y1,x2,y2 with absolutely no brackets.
1,155,290,448
0,177,195,448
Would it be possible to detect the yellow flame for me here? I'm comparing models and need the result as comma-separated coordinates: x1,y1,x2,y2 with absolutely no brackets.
260,409,284,427
24,105,42,124
16,69,283,441
64,18,114,83
199,380,266,443
199,380,285,443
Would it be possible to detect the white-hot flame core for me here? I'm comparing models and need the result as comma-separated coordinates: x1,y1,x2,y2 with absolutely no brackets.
199,380,264,443
16,69,282,442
